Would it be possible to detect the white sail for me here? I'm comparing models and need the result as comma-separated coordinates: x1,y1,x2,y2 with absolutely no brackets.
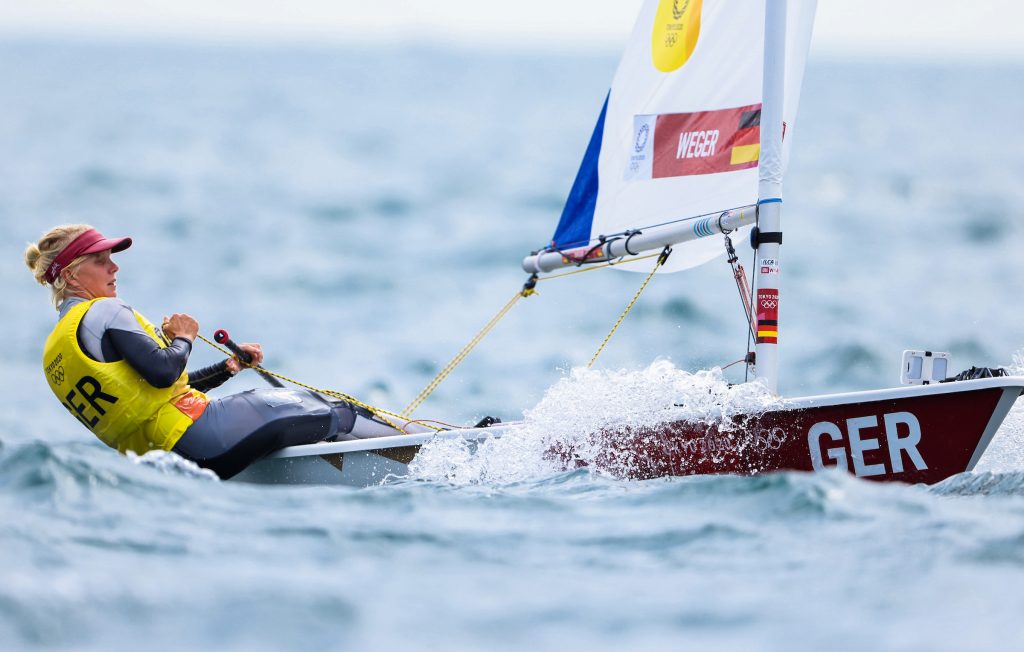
542,0,817,274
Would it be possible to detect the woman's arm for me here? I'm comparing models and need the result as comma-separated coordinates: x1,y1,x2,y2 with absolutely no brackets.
105,329,192,388
187,343,264,392
78,299,194,389
187,360,234,393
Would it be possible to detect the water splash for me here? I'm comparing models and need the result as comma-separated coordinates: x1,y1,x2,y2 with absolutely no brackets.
975,347,1024,473
410,360,781,485
128,450,220,481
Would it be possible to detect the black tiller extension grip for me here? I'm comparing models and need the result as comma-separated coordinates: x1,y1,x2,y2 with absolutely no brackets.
213,329,284,388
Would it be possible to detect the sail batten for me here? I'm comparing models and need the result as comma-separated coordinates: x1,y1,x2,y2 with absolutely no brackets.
545,0,817,275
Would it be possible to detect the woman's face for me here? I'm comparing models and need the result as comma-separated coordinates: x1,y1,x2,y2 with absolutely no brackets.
67,250,119,299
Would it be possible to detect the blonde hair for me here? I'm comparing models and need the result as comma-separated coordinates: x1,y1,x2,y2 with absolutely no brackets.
24,224,95,308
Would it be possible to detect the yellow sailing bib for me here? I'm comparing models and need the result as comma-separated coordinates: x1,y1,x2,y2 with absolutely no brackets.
43,299,208,455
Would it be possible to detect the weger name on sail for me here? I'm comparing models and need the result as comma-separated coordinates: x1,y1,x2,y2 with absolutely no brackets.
676,129,720,159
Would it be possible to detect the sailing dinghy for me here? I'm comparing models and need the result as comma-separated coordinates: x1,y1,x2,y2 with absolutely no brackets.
231,0,1024,487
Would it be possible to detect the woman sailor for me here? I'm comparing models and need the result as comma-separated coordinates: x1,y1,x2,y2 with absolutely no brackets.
26,224,402,479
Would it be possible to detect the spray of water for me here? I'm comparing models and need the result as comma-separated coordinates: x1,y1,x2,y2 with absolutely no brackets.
975,347,1024,473
129,450,220,481
410,359,782,485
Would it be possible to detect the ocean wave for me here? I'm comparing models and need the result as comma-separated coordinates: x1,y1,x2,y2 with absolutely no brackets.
930,471,1024,497
0,440,215,503
644,469,905,521
0,441,124,498
575,522,754,551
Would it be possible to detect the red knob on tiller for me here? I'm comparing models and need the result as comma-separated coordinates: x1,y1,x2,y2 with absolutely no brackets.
214,329,230,344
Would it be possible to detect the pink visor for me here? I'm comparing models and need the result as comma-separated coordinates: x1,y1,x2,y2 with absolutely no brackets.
44,229,132,284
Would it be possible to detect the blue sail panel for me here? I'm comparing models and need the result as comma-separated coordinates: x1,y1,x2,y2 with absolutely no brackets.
550,95,608,250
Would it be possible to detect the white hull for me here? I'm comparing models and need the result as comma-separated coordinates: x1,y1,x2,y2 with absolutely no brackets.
230,424,521,486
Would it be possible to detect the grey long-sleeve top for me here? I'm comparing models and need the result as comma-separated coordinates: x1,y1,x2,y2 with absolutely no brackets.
57,297,232,393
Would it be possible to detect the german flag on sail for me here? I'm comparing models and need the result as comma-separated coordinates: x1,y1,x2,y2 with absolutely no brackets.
652,104,761,178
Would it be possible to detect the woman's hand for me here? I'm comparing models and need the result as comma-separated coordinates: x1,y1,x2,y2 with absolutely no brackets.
226,343,264,374
161,313,199,342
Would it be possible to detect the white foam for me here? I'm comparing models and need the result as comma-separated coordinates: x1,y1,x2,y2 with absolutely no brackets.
128,450,221,481
410,359,782,485
974,347,1024,473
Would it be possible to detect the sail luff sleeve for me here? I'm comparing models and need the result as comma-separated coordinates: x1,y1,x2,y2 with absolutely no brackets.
550,95,609,250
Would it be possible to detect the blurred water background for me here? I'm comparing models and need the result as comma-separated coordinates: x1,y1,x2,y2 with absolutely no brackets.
1,38,1024,651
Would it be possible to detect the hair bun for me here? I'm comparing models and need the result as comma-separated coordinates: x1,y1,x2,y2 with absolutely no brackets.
24,243,43,277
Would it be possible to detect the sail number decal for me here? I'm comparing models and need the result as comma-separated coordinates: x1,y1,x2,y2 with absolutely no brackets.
808,412,928,478
627,105,761,181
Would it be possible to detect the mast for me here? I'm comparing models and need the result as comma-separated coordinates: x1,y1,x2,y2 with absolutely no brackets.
754,0,787,394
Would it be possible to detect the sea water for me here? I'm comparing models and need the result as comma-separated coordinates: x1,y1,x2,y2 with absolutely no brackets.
1,40,1024,650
